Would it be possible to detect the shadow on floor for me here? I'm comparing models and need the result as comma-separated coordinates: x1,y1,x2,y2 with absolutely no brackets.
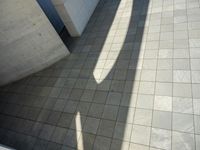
0,0,149,149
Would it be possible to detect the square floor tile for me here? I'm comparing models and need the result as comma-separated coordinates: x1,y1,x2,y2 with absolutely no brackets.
102,105,119,120
144,50,158,59
120,93,137,107
141,70,156,81
113,122,132,141
80,90,95,102
154,96,172,112
160,32,173,41
69,89,84,100
134,108,152,126
139,82,155,95
174,39,189,49
173,70,191,83
50,127,67,144
63,129,79,148
57,113,74,128
76,102,91,115
193,99,200,115
43,98,57,110
88,103,104,118
173,113,194,133
49,88,62,98
78,133,95,150
110,139,129,150
33,139,48,150
70,114,86,131
152,110,172,130
63,101,78,113
191,71,200,83
172,131,195,150
37,109,50,122
157,59,173,70
93,136,111,150
155,82,172,96
83,117,100,134
136,94,154,109
174,30,188,40
97,119,115,137
39,124,55,140
196,134,200,150
93,91,108,104
47,142,62,150
192,84,200,98
106,92,122,105
150,128,171,150
173,49,189,58
156,70,172,82
124,80,140,93
173,83,192,98
97,80,111,91
173,97,193,114
117,106,135,124
142,59,157,70
190,48,200,59
173,59,190,70
194,115,200,134
191,59,200,70
46,111,61,125
53,99,66,111
59,88,72,99
131,125,151,145
158,49,173,59
86,79,97,90
110,80,125,92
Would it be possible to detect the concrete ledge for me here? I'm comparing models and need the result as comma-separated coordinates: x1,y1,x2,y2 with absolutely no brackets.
0,0,70,86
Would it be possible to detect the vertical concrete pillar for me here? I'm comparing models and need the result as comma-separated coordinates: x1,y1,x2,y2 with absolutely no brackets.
51,0,99,37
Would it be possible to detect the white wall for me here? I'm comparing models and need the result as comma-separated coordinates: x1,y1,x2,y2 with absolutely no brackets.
52,0,99,37
0,0,70,86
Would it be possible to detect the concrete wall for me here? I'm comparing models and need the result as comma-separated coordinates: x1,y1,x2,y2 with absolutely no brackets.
52,0,99,37
0,0,70,86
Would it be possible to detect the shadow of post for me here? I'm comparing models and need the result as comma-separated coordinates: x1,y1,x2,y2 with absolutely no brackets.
72,0,150,149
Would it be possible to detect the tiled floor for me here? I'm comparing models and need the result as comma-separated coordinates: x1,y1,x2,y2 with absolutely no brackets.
0,0,200,149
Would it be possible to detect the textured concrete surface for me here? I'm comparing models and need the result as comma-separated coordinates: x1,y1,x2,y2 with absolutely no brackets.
0,0,69,86
0,0,200,149
52,0,99,36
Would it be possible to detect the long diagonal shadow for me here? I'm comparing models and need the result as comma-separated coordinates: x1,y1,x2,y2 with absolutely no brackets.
71,0,150,149
0,0,149,149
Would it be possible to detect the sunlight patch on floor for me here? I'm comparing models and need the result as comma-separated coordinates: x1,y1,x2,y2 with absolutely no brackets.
93,0,133,84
